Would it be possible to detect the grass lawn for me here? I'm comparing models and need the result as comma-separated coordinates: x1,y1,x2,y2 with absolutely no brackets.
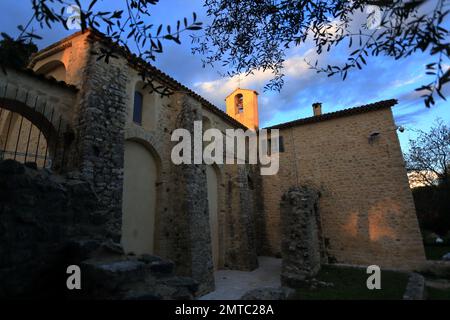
427,287,450,300
424,245,450,260
289,265,409,300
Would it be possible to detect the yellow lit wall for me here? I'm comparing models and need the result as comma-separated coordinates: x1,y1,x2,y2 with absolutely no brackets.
225,88,259,130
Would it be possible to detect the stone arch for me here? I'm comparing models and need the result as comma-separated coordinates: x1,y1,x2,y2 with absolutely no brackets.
121,138,162,255
206,164,221,270
0,67,77,171
0,97,61,168
133,81,157,130
35,60,67,82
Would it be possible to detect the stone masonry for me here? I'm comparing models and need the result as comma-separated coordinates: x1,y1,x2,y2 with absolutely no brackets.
281,186,321,287
170,92,215,294
0,29,428,297
75,40,129,241
0,160,198,299
262,105,426,269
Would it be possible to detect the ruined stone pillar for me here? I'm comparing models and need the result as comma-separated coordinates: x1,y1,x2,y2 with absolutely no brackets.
171,92,215,294
76,43,128,241
280,186,321,287
235,164,258,270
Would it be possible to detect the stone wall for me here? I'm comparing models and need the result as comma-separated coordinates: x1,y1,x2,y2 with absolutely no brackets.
0,160,199,299
0,159,109,297
280,186,321,287
222,164,259,270
121,71,259,282
0,67,78,171
261,107,426,269
30,31,92,88
169,92,215,294
75,40,128,240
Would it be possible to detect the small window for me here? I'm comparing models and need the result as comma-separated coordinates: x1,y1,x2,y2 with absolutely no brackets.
133,91,143,125
279,136,285,152
266,137,272,156
235,94,244,114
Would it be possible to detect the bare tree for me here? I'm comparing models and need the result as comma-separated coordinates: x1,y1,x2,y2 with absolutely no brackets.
405,119,450,187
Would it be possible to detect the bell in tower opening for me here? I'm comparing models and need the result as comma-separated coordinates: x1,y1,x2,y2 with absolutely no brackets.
225,88,259,131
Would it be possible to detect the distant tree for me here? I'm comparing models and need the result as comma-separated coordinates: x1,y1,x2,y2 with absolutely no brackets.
192,0,450,107
405,119,450,187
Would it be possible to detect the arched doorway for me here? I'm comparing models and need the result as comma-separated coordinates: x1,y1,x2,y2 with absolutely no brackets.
0,108,50,167
206,165,220,270
121,140,158,255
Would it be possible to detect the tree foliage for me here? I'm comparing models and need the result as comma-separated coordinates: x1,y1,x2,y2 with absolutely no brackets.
3,0,202,96
0,33,38,71
192,0,450,107
3,0,449,103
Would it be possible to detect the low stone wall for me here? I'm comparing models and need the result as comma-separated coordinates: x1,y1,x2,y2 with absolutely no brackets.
403,273,426,300
0,160,198,299
418,261,450,279
280,186,322,287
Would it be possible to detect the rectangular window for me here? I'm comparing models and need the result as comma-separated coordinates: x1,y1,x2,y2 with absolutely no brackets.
279,136,285,152
133,91,143,125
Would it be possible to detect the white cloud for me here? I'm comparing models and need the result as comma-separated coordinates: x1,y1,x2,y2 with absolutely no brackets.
194,48,317,106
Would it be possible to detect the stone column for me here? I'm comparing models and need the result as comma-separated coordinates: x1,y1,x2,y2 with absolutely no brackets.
236,164,258,270
76,43,128,241
171,92,215,294
280,186,321,287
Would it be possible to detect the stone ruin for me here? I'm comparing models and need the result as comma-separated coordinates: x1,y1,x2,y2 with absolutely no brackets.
280,186,323,287
0,159,198,299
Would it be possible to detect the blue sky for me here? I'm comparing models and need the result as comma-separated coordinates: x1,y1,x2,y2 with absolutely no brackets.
0,0,448,152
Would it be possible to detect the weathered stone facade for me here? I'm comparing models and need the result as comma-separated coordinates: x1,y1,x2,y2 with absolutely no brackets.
0,160,199,299
262,104,426,269
280,186,322,287
0,29,427,297
171,92,215,294
75,40,129,240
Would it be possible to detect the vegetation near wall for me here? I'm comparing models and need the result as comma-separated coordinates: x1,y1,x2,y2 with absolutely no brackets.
413,185,450,238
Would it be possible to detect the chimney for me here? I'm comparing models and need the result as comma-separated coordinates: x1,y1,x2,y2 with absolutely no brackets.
312,102,322,116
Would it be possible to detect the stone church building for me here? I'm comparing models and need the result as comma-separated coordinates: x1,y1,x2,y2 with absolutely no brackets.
0,30,425,294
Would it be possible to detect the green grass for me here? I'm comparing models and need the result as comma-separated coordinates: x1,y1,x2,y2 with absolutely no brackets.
424,245,450,260
289,265,409,300
427,287,450,300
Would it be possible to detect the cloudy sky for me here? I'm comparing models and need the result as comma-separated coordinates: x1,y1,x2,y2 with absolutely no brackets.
1,0,448,152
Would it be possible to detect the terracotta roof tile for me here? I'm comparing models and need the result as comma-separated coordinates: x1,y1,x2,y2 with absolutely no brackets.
265,99,398,129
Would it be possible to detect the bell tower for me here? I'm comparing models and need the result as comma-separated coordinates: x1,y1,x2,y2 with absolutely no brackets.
225,88,259,130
